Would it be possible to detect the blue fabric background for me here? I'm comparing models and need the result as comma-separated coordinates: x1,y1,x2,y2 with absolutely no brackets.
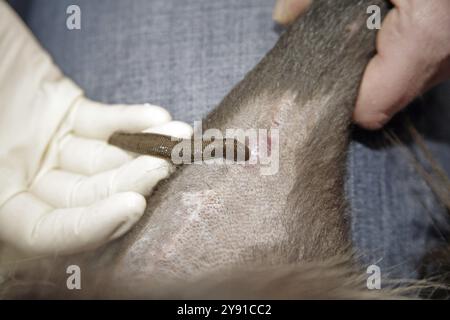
9,0,450,280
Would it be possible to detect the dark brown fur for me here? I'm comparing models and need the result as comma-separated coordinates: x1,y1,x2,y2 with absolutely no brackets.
2,0,396,299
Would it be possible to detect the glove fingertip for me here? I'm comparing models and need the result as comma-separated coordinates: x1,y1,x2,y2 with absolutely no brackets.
143,120,194,139
107,192,146,240
142,103,172,124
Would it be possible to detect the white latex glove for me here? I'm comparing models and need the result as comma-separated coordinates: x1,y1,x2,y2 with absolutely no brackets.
0,1,192,261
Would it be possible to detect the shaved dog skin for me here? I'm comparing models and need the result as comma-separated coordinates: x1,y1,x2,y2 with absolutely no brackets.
3,0,392,299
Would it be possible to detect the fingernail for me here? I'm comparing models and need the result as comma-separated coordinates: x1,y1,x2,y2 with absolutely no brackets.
273,0,312,25
273,0,289,24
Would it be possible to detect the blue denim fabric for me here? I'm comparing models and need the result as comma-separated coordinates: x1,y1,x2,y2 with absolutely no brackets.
9,0,450,280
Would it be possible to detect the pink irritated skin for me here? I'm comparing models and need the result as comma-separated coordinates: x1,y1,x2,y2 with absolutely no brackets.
5,1,388,297
108,0,385,285
113,92,308,282
110,85,352,286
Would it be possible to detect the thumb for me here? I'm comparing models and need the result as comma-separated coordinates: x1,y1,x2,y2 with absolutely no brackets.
353,52,426,130
354,2,450,130
273,0,312,26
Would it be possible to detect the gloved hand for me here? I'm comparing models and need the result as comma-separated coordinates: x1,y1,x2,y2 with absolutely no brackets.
0,1,192,262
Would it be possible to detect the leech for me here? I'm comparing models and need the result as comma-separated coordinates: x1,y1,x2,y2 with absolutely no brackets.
108,132,250,164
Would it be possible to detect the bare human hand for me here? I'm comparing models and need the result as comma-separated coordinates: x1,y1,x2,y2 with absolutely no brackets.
273,0,450,130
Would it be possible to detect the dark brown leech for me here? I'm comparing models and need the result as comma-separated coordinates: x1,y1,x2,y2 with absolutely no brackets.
2,0,395,300
108,132,250,163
